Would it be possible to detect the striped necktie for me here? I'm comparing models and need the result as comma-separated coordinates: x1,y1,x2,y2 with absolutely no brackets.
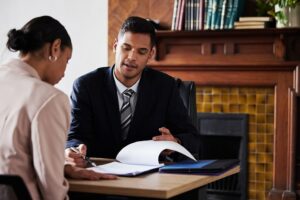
120,89,134,140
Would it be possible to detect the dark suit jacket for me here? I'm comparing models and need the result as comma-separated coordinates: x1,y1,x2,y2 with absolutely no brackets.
66,66,198,158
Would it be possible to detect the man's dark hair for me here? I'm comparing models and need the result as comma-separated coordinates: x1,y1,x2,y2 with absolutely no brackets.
118,16,156,48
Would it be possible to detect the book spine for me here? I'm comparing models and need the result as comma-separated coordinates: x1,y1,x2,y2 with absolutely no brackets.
211,0,217,30
178,0,186,30
171,0,179,30
228,0,238,29
220,0,227,29
199,0,205,30
205,0,212,29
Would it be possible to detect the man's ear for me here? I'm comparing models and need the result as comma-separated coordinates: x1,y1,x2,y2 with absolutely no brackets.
149,46,156,60
50,39,62,58
113,38,118,53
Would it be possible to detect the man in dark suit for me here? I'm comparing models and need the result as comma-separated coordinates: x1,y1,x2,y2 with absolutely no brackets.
65,16,198,167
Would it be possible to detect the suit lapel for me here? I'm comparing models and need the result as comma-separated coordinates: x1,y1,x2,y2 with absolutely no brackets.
103,66,122,144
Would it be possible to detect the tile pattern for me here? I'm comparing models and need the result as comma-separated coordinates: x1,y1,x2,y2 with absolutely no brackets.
196,86,274,200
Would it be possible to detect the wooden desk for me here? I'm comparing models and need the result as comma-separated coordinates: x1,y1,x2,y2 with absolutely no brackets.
68,158,240,199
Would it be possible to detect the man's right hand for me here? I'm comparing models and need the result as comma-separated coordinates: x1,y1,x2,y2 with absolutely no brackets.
65,144,88,168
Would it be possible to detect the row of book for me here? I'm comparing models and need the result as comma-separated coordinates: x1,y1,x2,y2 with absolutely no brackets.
171,0,246,30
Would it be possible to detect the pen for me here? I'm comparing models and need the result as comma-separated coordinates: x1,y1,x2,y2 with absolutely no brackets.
70,147,97,167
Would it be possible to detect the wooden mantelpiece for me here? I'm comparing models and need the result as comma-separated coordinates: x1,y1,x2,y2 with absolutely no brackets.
148,28,300,200
150,28,300,66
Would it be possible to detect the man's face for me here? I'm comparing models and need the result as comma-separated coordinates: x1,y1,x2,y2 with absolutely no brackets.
113,32,154,86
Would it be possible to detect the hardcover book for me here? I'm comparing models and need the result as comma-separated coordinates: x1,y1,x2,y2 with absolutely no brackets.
159,159,239,175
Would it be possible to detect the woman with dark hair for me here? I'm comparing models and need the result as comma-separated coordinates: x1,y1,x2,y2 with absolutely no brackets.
0,16,115,200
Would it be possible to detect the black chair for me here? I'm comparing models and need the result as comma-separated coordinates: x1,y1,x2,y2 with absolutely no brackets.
0,175,32,200
197,113,248,200
176,79,200,159
176,78,198,128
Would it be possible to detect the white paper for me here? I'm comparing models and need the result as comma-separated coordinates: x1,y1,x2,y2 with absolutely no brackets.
89,140,196,176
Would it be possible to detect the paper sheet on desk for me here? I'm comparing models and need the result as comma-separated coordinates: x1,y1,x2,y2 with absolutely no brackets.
89,140,196,176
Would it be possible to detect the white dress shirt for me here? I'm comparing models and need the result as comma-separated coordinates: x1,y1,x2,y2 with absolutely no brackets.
0,59,70,200
113,70,140,113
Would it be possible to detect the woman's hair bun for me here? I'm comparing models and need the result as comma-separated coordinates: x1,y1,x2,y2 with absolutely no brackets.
6,29,28,52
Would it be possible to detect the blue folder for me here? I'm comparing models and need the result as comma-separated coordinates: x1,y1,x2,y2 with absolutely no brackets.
159,159,239,175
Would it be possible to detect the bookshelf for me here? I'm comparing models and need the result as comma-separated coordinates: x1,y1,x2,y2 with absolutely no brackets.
108,1,300,200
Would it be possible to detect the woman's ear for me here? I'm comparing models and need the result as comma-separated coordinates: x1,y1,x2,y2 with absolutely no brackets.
49,39,61,61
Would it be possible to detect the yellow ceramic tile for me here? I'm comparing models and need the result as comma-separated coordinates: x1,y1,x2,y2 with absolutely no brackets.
265,134,273,144
266,105,274,114
256,94,267,104
249,181,257,190
222,94,229,103
267,94,274,104
203,87,212,94
203,95,212,103
239,104,247,113
248,105,256,114
256,182,266,191
256,105,266,114
203,104,212,112
196,104,202,112
230,87,239,94
229,94,239,103
256,172,265,182
256,135,265,143
212,88,222,94
265,172,273,182
266,144,273,153
212,94,221,103
229,104,239,112
249,124,257,134
239,94,247,104
249,133,257,142
249,143,257,153
222,104,230,112
257,144,267,153
239,87,248,94
256,163,265,173
256,114,266,124
257,124,266,133
257,154,266,163
266,154,273,162
266,163,273,172
256,191,266,199
247,94,256,104
196,94,203,103
249,114,256,123
221,87,229,94
212,104,222,112
266,114,274,123
249,190,257,199
249,163,256,172
249,154,257,163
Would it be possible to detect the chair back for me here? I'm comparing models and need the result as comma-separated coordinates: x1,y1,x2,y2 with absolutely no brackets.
0,175,32,200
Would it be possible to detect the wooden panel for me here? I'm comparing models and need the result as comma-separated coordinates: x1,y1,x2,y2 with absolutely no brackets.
108,0,173,65
108,0,150,65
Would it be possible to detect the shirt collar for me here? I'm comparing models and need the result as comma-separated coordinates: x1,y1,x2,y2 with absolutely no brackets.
113,68,140,94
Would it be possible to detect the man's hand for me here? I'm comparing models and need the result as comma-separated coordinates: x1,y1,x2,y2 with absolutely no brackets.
65,144,88,168
152,127,178,143
64,165,117,180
